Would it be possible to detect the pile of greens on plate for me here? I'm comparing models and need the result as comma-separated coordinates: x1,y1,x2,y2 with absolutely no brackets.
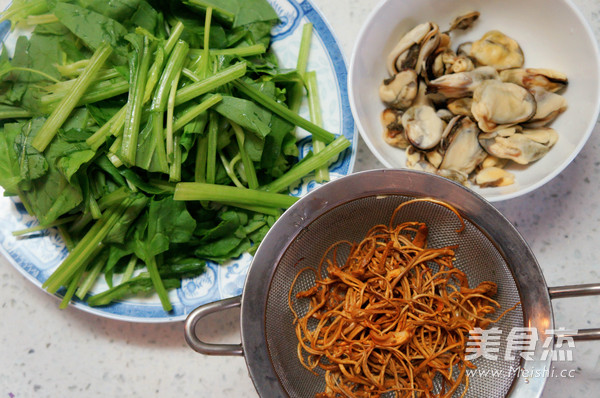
0,0,350,311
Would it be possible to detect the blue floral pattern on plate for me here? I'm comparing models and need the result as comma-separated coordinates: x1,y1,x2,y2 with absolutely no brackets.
0,0,356,322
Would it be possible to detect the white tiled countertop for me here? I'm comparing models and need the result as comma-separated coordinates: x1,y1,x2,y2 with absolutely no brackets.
2,0,600,397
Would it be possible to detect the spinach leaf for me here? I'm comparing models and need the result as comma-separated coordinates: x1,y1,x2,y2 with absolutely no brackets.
213,95,271,138
53,129,96,182
0,125,25,194
13,118,49,186
131,196,197,261
51,2,129,52
183,0,278,28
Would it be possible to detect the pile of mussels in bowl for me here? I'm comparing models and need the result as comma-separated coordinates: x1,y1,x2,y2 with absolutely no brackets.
349,0,600,202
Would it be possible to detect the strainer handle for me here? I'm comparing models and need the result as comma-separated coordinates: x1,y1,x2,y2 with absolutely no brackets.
184,296,244,356
548,283,600,341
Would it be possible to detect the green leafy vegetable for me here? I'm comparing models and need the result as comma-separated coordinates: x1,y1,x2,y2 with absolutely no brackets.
0,0,351,312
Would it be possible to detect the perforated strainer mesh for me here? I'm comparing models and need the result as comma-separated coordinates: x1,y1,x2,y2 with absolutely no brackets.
264,194,524,398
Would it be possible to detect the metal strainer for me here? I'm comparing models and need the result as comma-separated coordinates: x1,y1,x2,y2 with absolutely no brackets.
184,169,600,398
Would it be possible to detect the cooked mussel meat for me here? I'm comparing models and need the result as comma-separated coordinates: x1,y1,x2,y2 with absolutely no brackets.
402,105,446,150
469,30,524,70
471,80,536,132
499,68,568,93
379,69,419,109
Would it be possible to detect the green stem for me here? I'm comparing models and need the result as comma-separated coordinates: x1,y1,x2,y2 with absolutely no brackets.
150,40,189,113
231,121,258,189
0,66,60,83
169,132,182,182
174,62,246,106
0,0,47,24
43,197,133,293
25,13,58,25
144,47,165,103
0,107,32,120
184,0,234,24
166,69,181,162
232,79,335,144
199,7,213,79
12,214,79,236
289,23,313,113
218,150,245,188
174,182,298,209
33,42,112,152
194,135,208,183
221,202,281,217
146,256,172,311
121,37,152,167
260,136,350,193
182,68,201,82
59,264,86,309
306,71,329,183
86,106,126,150
121,255,138,283
41,78,129,113
153,111,169,173
75,245,108,299
164,21,185,55
189,45,266,59
172,94,222,133
205,111,218,184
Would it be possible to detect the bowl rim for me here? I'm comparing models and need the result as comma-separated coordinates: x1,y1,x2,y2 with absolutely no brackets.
348,0,600,202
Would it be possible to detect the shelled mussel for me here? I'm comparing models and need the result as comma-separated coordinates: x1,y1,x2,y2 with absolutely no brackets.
379,12,568,188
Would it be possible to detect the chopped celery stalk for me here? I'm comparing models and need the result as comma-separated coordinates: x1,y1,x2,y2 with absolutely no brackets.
232,79,336,144
261,136,350,193
174,182,299,209
174,62,246,106
33,42,112,152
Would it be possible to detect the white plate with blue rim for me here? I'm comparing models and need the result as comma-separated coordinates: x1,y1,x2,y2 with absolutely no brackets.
0,0,356,322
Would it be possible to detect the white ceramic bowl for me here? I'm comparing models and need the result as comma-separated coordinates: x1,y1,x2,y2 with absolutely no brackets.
349,0,600,201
